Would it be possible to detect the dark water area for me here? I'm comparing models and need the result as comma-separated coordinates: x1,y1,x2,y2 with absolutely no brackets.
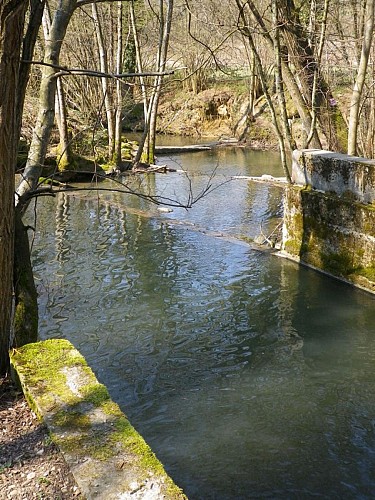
28,148,375,499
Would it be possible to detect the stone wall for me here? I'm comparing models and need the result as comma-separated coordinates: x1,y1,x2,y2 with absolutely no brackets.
281,149,375,293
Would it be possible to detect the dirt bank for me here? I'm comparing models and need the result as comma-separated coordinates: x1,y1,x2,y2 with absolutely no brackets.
156,86,279,149
0,376,82,499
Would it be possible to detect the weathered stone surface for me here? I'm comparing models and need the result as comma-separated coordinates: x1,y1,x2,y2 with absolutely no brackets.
282,150,375,293
10,339,186,500
292,149,375,204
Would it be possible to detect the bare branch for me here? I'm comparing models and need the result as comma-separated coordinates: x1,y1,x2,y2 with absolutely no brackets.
21,165,232,211
76,0,132,8
21,60,175,79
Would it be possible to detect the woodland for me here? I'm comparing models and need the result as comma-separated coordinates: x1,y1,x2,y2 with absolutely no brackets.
1,0,375,373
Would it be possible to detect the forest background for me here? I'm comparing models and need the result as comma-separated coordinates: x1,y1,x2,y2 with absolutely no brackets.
1,0,375,373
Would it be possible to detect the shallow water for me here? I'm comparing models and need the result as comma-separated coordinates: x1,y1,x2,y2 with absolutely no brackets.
29,148,375,499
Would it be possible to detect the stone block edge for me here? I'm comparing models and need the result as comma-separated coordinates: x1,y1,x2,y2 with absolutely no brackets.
10,338,186,500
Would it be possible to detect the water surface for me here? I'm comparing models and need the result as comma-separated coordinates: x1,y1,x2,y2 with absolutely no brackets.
30,148,375,499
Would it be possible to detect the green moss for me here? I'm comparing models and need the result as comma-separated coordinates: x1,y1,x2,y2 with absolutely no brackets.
11,339,87,411
321,251,359,277
353,266,375,282
53,410,92,429
52,433,91,456
101,399,123,417
81,383,111,406
111,416,185,497
284,239,302,256
13,302,38,343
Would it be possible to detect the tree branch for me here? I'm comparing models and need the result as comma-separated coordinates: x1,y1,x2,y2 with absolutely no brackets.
21,60,175,79
76,0,132,8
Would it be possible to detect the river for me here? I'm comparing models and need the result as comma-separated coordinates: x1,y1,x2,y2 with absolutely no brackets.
29,147,375,499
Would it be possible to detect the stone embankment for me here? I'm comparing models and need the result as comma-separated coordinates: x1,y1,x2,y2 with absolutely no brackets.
281,149,375,293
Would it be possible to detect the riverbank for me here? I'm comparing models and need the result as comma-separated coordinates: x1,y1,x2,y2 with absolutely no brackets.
155,86,280,150
0,376,82,499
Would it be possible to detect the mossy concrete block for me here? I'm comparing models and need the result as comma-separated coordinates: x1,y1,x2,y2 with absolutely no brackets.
10,339,186,500
282,186,375,293
292,149,375,203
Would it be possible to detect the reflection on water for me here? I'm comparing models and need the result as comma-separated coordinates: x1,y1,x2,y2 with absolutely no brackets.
29,148,375,499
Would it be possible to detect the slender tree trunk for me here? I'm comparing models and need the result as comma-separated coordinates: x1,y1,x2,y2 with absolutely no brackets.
55,77,72,169
114,0,123,169
239,0,322,149
307,0,317,49
143,0,174,165
350,0,367,65
16,0,77,206
235,42,256,142
92,2,116,160
130,0,149,165
0,0,27,375
277,0,346,151
45,5,72,171
271,0,296,153
305,0,330,148
348,0,375,156
241,9,291,182
16,0,45,142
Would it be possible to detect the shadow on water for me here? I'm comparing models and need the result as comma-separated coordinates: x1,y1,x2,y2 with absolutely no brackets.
28,148,375,499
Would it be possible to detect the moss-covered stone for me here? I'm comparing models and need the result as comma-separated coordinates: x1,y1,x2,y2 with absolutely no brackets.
282,173,375,293
10,339,186,499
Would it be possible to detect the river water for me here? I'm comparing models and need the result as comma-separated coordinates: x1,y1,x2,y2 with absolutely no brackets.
29,147,375,499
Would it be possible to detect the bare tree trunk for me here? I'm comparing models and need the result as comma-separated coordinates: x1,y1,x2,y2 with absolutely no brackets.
143,0,174,165
114,0,123,169
271,0,296,153
16,0,77,206
132,0,173,167
305,0,330,148
238,2,291,182
56,77,72,169
307,0,317,49
0,0,27,375
12,0,44,356
45,0,71,171
13,214,38,347
351,0,367,65
16,0,45,141
235,42,256,142
130,0,149,165
239,0,322,149
277,0,346,151
92,2,116,160
348,0,375,156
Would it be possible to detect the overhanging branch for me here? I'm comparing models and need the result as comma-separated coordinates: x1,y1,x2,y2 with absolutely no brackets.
21,60,175,79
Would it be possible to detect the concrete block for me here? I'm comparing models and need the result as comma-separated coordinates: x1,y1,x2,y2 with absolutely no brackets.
10,339,186,500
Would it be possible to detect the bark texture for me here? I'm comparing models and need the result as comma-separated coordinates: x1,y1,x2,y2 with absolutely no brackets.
0,0,27,374
348,0,375,156
16,0,77,206
13,214,38,347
